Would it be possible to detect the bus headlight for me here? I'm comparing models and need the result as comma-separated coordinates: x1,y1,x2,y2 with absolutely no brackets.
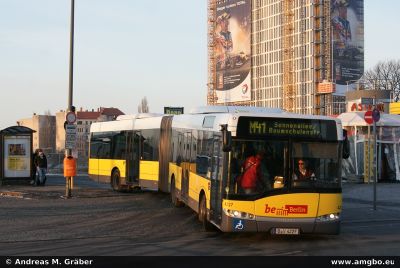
316,213,340,222
223,209,255,220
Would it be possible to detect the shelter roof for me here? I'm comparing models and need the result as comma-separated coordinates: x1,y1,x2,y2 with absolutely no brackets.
0,126,36,135
338,112,400,127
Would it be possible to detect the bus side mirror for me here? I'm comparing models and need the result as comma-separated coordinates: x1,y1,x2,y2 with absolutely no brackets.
342,129,350,159
220,124,232,152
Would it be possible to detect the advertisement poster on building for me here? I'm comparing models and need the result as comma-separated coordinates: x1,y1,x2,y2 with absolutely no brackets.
3,136,31,177
331,0,364,86
215,0,251,103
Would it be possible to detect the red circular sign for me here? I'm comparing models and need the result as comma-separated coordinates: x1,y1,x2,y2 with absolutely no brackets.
66,111,77,124
364,110,373,125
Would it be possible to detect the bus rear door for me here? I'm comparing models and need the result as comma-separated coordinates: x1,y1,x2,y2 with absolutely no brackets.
126,131,140,183
181,132,192,201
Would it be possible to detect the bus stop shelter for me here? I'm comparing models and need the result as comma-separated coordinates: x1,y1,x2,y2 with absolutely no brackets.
0,126,35,185
338,112,400,182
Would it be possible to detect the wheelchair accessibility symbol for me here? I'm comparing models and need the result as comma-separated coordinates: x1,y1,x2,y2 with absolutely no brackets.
233,219,244,231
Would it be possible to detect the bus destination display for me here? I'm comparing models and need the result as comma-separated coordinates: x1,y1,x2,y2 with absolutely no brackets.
237,117,337,141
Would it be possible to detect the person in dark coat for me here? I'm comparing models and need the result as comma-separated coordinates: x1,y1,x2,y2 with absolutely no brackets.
30,149,39,185
34,149,48,186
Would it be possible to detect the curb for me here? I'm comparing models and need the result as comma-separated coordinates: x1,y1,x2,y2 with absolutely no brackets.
0,191,24,198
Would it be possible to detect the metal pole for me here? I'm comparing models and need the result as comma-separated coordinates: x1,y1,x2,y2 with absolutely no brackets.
68,0,74,112
367,125,370,183
65,0,75,198
373,97,377,210
354,126,358,175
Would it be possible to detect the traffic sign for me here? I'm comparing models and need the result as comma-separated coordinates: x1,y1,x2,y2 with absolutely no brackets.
65,124,77,149
364,110,373,125
66,111,77,124
372,109,380,122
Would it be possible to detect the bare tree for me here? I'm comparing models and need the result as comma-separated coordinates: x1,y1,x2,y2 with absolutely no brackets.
361,60,400,101
138,97,150,113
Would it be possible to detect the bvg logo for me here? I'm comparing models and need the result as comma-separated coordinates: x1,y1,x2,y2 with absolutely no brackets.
265,204,308,216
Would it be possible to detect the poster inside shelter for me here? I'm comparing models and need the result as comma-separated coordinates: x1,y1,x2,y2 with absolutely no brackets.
4,136,31,177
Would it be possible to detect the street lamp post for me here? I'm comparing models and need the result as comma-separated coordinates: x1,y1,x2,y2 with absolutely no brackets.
64,0,75,198
68,0,74,112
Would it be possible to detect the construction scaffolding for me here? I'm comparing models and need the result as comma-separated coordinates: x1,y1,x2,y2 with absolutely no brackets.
207,0,217,105
323,0,332,82
299,0,307,114
313,0,333,115
282,0,296,113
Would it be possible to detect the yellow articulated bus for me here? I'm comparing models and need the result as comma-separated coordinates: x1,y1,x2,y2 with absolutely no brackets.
88,113,171,192
89,106,349,235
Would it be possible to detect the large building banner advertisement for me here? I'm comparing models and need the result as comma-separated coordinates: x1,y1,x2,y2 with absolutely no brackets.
215,0,251,104
331,0,364,86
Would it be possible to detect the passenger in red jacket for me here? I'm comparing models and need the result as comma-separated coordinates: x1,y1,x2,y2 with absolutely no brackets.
239,151,265,194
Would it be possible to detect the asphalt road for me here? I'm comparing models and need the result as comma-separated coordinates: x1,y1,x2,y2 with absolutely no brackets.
1,175,400,256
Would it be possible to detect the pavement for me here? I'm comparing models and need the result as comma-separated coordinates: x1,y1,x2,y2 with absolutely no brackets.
0,174,114,200
341,180,400,225
343,181,400,206
1,175,400,219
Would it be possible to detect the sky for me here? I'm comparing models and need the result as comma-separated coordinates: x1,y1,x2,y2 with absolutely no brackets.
0,0,399,130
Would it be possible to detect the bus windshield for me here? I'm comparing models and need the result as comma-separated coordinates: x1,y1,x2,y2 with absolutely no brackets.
291,142,341,189
227,140,341,197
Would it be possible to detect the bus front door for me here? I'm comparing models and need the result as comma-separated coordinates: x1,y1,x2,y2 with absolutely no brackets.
210,136,222,225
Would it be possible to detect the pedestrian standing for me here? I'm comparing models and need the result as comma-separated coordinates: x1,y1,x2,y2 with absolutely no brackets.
34,149,47,186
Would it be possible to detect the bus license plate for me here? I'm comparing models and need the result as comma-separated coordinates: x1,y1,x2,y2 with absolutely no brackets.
273,228,300,235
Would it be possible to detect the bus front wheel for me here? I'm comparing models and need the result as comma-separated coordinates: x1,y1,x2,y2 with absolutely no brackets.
111,169,121,192
199,194,214,231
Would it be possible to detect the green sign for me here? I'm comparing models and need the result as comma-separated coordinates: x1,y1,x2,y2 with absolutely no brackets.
164,107,184,115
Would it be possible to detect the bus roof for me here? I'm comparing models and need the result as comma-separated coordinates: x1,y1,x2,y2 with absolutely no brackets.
173,106,341,133
90,113,166,133
116,113,164,120
90,107,342,139
172,106,342,140
189,106,283,114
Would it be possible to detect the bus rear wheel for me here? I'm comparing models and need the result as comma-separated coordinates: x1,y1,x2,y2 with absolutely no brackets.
171,178,184,207
111,169,121,192
199,194,214,231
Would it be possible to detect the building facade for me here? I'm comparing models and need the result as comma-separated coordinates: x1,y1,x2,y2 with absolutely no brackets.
56,107,124,160
207,0,364,115
17,114,56,154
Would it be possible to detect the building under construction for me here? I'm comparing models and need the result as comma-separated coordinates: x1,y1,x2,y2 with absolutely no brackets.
207,0,364,115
